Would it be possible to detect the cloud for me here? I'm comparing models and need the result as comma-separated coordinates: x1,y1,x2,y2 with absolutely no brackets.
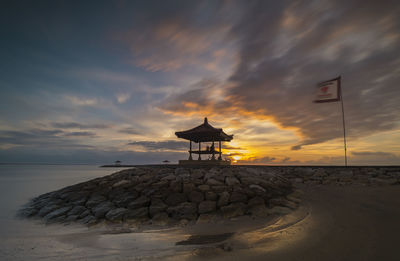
65,96,99,106
224,145,245,150
350,151,400,165
116,93,131,104
127,140,188,152
0,146,186,165
351,151,396,157
160,79,233,116
52,122,109,129
118,127,141,135
237,156,277,164
63,131,96,137
117,1,238,72
225,152,245,157
0,129,95,148
159,0,400,150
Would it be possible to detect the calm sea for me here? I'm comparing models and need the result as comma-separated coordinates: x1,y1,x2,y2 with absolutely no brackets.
0,165,127,260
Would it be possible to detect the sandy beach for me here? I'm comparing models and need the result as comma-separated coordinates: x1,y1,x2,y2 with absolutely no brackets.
5,182,399,260
205,184,400,261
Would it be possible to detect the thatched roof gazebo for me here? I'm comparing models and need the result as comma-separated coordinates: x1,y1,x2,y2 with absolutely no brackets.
175,117,233,165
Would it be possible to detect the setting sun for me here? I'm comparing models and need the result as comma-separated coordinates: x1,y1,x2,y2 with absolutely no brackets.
232,155,242,161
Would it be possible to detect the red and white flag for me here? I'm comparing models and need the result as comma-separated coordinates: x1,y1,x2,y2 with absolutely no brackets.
314,77,341,103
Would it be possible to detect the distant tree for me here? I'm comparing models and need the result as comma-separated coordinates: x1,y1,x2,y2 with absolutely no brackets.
115,160,121,166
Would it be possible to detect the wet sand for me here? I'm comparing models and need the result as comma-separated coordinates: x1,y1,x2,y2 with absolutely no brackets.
202,184,400,261
3,184,400,260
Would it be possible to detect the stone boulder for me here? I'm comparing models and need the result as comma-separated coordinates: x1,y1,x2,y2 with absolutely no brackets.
167,202,197,220
105,208,128,221
198,201,217,214
165,193,187,206
93,201,114,218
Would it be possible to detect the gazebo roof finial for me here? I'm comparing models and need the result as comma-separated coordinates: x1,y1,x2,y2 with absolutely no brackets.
204,117,208,124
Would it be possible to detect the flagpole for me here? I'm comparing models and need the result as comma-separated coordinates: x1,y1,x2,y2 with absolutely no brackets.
339,76,348,167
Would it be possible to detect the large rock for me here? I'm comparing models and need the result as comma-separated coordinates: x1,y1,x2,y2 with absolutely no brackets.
191,169,205,179
196,213,217,224
149,199,168,217
170,180,183,192
92,201,114,218
167,202,197,220
217,191,230,207
198,185,210,191
188,191,204,203
128,195,150,209
65,215,79,222
86,195,107,208
165,193,187,206
44,206,72,221
79,209,90,219
126,207,149,219
225,176,240,186
212,185,227,193
113,191,140,207
112,179,131,188
68,206,87,216
38,204,60,217
229,191,247,203
249,204,269,217
175,168,190,176
161,174,176,181
63,191,90,203
206,179,224,186
151,212,170,226
249,184,266,193
183,183,196,193
220,203,246,218
248,196,265,207
205,191,217,201
198,201,216,214
80,214,97,225
105,208,128,221
369,178,398,185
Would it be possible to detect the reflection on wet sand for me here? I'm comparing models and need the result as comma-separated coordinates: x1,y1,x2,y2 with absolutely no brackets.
55,204,310,260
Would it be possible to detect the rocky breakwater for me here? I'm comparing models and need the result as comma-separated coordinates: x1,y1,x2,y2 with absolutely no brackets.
284,167,400,186
19,167,299,227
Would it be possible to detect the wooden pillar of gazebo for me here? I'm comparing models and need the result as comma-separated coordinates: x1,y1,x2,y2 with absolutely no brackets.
198,142,201,160
189,141,193,160
218,140,222,160
212,140,215,160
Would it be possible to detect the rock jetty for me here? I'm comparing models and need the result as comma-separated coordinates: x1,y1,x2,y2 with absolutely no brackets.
19,167,298,226
283,166,400,186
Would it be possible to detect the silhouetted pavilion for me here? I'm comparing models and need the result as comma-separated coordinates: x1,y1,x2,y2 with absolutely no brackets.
175,117,233,165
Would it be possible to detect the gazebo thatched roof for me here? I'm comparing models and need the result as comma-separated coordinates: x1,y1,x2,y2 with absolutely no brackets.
175,118,233,143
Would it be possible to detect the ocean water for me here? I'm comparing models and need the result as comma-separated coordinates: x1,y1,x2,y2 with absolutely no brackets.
0,165,121,224
0,165,129,260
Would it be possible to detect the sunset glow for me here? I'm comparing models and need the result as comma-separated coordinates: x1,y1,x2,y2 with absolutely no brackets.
0,1,399,165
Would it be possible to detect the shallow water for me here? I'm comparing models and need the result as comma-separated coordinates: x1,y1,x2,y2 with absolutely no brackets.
0,165,126,260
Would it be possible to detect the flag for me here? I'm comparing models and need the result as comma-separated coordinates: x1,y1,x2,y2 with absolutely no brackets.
314,76,341,103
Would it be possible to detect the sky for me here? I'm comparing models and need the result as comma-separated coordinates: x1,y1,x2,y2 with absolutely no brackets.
0,0,399,165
